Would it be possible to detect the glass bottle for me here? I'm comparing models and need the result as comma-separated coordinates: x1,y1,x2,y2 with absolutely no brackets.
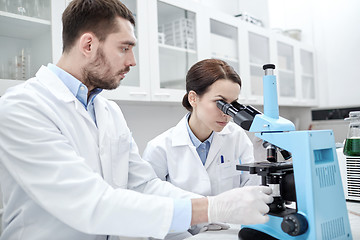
9,0,26,16
343,111,360,156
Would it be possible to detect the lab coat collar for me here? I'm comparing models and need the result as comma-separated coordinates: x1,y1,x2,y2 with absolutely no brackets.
171,114,233,169
171,114,232,147
36,66,97,128
185,113,214,149
36,65,78,103
172,115,193,147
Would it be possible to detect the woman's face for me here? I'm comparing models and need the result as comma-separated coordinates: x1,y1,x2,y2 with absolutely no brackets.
191,78,241,134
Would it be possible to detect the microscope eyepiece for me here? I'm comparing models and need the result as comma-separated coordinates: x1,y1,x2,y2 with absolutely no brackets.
216,100,261,131
216,100,239,118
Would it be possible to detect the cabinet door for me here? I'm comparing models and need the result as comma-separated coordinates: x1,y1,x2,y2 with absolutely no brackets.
244,27,271,105
208,12,243,101
274,34,317,107
101,0,151,101
0,0,64,96
300,48,317,105
276,41,296,100
210,20,239,73
149,0,199,102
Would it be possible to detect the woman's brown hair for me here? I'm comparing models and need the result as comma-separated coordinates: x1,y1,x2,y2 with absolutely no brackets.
182,59,242,111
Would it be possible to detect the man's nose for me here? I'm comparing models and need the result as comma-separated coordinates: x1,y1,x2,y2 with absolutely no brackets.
126,50,136,67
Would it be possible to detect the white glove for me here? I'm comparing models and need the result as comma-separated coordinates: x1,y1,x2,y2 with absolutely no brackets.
207,186,273,225
199,222,231,233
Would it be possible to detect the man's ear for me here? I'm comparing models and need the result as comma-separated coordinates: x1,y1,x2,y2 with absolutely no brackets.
78,32,98,57
188,90,198,108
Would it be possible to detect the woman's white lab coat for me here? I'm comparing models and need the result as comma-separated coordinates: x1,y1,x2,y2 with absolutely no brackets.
0,66,198,240
143,115,260,196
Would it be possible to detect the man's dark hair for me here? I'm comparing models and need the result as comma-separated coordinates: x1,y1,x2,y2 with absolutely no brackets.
62,0,135,53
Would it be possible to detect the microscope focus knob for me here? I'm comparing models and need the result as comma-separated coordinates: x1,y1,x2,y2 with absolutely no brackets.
281,213,308,236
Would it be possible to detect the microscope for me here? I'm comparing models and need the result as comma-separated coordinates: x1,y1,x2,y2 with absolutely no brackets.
217,64,352,240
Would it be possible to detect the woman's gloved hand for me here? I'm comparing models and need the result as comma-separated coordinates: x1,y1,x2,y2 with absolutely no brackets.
207,186,273,225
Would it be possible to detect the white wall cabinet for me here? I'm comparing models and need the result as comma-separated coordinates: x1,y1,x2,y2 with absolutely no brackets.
207,10,242,98
299,46,316,106
198,8,318,107
0,0,64,96
0,0,318,107
240,23,272,105
100,0,152,101
273,34,317,106
147,0,202,102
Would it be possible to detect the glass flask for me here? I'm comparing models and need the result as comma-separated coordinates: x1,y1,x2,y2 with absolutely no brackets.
343,111,360,156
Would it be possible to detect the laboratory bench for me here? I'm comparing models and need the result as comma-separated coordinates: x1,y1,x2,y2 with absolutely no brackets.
186,201,360,239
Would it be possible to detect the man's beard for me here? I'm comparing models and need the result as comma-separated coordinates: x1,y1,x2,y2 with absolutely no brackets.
82,47,130,90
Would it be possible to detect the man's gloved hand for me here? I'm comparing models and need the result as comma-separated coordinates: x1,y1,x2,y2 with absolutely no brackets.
199,222,231,233
207,186,273,225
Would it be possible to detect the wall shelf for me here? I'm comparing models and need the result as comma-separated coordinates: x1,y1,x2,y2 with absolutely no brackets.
0,11,51,39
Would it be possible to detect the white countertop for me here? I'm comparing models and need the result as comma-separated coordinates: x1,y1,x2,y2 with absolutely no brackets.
186,201,360,240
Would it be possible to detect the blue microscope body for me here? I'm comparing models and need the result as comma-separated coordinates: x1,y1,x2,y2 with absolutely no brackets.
218,64,352,239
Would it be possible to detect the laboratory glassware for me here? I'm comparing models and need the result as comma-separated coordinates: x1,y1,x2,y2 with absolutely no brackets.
343,111,360,156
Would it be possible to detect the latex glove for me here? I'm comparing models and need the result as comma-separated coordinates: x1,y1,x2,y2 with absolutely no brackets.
199,222,231,233
207,186,273,225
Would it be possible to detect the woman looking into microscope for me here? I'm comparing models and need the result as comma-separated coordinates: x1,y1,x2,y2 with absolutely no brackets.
143,59,260,196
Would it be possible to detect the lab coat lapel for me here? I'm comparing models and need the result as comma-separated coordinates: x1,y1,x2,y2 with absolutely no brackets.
204,133,222,169
94,98,111,180
94,99,109,143
204,125,232,169
74,100,98,127
172,116,213,189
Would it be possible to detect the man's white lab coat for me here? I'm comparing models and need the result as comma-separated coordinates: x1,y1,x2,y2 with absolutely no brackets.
0,66,198,240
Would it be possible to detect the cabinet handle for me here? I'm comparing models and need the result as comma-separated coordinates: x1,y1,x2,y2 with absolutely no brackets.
247,98,258,102
154,93,171,97
129,92,148,96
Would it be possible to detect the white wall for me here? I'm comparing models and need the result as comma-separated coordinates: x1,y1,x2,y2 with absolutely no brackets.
268,0,314,44
269,0,360,107
313,0,360,107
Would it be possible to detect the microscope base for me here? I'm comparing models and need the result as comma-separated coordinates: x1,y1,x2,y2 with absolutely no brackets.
238,228,278,240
